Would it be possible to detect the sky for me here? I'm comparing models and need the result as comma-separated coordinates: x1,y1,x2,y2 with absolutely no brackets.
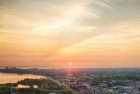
0,0,140,68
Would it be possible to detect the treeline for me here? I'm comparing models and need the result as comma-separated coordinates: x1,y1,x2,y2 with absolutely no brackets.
0,78,73,94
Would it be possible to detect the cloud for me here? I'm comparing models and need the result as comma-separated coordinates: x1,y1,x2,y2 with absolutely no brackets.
0,0,140,67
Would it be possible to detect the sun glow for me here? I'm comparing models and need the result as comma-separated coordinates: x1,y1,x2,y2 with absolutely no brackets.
0,0,140,68
68,62,72,67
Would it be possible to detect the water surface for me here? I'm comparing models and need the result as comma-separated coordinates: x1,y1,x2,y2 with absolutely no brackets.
0,73,45,84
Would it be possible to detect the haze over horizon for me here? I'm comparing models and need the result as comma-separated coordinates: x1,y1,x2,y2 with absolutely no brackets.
0,0,140,68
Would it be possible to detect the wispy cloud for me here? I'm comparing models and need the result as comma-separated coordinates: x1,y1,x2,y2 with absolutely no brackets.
0,0,139,67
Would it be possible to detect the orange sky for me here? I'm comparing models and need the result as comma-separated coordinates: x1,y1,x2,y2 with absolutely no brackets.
0,0,140,68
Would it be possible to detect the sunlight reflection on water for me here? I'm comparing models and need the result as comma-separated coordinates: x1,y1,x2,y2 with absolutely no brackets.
0,73,45,84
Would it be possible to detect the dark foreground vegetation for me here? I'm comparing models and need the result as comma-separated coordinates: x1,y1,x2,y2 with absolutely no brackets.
0,78,72,94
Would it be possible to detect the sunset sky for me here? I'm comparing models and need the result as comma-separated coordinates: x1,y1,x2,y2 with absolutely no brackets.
0,0,140,68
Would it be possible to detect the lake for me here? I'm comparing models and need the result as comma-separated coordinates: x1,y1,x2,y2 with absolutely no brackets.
0,72,45,84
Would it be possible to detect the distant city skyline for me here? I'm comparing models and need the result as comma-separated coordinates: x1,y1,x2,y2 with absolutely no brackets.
0,0,140,68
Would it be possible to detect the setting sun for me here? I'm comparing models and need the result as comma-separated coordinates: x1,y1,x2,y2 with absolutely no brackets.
0,0,140,93
0,0,139,68
68,62,72,67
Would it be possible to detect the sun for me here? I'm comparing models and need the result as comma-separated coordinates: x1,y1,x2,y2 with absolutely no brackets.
68,62,72,67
